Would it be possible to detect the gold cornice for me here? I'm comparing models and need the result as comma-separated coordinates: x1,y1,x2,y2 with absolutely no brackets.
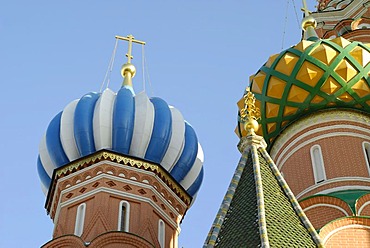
46,150,191,212
55,151,159,178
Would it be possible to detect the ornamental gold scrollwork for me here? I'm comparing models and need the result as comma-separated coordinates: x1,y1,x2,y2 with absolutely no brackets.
240,87,261,123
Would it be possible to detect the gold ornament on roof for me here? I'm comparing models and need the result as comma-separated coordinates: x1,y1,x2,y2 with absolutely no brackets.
115,35,146,87
300,0,318,40
240,87,261,135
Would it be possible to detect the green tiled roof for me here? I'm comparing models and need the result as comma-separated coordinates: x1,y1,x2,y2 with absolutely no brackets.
259,149,318,247
204,136,323,247
328,189,370,214
212,152,260,247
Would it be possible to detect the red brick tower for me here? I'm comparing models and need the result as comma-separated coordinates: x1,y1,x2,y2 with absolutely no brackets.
42,150,196,248
37,35,204,248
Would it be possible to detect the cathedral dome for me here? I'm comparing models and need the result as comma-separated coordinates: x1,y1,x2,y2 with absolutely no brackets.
236,36,370,147
37,86,204,198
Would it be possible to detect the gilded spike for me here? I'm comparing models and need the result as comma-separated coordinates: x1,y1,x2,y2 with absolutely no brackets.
240,87,261,135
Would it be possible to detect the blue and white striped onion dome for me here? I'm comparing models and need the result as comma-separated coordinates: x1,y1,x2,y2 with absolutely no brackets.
37,86,204,199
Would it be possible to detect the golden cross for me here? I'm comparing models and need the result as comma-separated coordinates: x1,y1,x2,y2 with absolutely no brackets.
301,0,312,16
115,35,146,64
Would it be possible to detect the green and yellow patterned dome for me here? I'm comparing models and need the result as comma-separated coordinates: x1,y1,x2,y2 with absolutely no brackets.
236,37,370,147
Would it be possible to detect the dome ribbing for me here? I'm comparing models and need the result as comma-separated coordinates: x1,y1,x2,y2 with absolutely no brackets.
38,87,204,198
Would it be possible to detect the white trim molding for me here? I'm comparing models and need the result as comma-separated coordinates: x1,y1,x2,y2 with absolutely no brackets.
296,178,370,199
318,185,370,195
55,183,181,232
50,160,188,214
358,201,370,215
303,203,349,217
277,130,370,170
271,110,370,162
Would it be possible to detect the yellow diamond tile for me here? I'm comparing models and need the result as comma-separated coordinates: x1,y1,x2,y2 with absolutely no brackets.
355,104,362,108
275,52,299,75
249,75,254,84
334,59,358,82
283,106,298,116
241,126,247,136
236,122,248,137
256,126,263,136
350,46,370,67
265,54,279,68
296,61,324,87
327,102,336,106
309,44,339,65
294,40,315,52
367,100,370,106
330,37,351,48
265,102,280,118
267,122,276,133
237,97,245,110
337,92,354,102
255,99,262,111
321,76,341,94
251,71,266,94
352,78,370,97
288,85,310,103
281,120,289,127
234,126,241,137
311,95,325,103
267,76,286,99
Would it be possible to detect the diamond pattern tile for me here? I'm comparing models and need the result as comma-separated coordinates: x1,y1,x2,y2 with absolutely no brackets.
237,37,370,148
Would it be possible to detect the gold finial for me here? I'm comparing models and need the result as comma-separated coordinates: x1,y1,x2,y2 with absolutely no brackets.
300,0,318,40
115,35,146,87
240,87,261,135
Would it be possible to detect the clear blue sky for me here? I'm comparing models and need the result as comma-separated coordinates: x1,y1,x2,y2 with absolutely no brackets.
0,1,315,247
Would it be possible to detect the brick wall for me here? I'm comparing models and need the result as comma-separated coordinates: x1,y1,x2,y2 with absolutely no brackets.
325,226,370,248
